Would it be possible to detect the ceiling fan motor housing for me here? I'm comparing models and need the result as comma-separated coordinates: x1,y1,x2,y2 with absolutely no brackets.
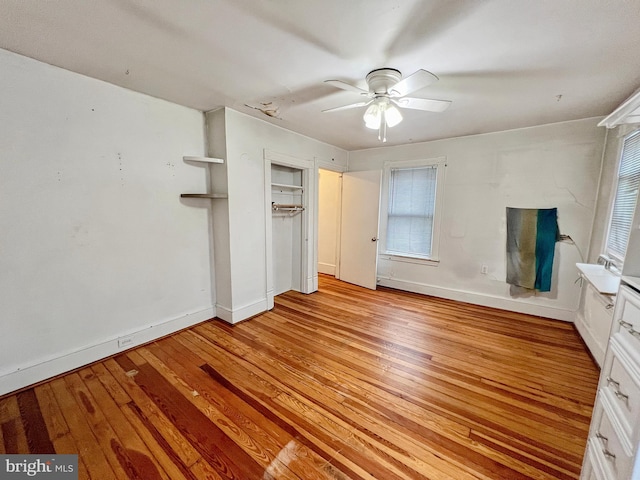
366,68,402,94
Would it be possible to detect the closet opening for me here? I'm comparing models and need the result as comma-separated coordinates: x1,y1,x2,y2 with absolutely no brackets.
271,164,304,296
264,150,317,310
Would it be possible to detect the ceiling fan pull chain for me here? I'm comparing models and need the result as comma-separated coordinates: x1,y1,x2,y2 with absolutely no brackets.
383,109,388,142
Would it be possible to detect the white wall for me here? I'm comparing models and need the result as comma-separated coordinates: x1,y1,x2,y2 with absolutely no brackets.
349,118,606,320
208,108,348,322
318,169,342,276
206,109,232,318
0,49,214,395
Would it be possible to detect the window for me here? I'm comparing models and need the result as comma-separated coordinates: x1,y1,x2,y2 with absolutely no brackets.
606,130,640,263
382,158,445,262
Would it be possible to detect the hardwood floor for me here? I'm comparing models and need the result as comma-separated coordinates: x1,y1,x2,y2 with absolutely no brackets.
0,275,599,479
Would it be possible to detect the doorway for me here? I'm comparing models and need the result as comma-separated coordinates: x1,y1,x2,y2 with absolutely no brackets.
317,168,382,290
318,169,342,277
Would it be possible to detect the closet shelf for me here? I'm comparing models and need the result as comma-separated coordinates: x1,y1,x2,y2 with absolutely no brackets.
183,155,224,164
181,193,228,199
271,182,303,190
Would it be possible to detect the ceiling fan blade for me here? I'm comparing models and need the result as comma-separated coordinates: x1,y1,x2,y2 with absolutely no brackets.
394,97,451,112
324,79,370,96
322,100,373,113
389,69,439,97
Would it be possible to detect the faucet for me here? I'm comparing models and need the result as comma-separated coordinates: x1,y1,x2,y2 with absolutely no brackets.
598,254,617,271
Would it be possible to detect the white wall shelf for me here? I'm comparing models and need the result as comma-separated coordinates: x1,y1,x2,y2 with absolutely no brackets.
181,154,226,199
181,193,228,199
183,155,224,163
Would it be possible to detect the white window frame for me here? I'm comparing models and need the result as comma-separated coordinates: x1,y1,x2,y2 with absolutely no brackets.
379,157,446,265
604,128,640,267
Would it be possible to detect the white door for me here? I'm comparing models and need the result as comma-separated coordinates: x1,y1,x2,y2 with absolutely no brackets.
339,170,381,290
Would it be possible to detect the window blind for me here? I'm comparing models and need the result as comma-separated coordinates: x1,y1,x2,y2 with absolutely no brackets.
386,165,438,257
608,131,640,260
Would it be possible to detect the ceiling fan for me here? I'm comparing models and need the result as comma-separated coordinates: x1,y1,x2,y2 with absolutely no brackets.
323,68,451,142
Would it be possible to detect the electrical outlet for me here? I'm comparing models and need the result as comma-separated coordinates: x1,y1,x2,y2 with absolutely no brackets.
481,265,488,275
118,336,134,349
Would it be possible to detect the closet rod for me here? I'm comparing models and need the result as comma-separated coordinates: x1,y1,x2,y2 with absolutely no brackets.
272,203,304,211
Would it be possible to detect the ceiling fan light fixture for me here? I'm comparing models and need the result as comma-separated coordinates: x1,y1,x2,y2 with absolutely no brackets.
385,105,403,128
363,103,381,129
363,101,403,130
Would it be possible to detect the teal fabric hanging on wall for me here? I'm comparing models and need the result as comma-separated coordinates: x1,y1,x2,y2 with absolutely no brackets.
506,207,560,292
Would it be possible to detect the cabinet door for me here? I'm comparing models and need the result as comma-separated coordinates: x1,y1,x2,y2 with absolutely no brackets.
613,286,640,352
584,284,615,365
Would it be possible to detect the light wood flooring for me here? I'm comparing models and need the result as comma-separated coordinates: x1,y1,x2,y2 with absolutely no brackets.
0,275,600,479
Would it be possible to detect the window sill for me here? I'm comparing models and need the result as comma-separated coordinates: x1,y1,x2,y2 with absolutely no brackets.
379,254,440,266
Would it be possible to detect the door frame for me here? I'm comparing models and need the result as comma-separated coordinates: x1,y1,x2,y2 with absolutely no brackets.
317,167,345,279
315,158,347,280
264,149,316,309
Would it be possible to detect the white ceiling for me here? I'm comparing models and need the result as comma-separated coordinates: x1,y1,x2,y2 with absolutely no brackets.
1,0,640,150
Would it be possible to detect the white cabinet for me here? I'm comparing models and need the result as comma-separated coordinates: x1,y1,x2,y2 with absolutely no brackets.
576,282,616,366
581,282,640,479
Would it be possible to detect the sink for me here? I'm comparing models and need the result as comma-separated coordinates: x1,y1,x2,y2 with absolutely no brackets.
576,263,621,295
577,263,614,277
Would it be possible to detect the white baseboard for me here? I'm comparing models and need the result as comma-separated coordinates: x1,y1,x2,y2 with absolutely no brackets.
318,263,336,275
303,274,318,294
216,297,268,324
266,289,275,310
377,276,577,322
0,306,215,397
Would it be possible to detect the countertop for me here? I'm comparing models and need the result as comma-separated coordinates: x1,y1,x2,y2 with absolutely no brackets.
576,263,621,295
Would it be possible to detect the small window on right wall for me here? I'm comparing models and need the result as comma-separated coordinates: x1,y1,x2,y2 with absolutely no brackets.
606,129,640,265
